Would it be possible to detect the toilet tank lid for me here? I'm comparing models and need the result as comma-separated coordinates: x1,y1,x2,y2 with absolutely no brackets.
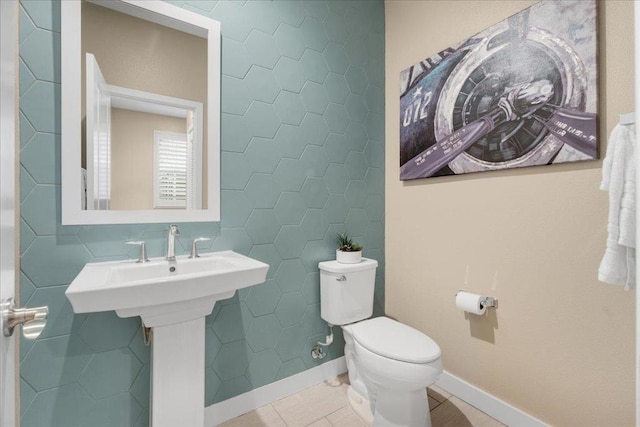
318,258,378,273
350,317,441,364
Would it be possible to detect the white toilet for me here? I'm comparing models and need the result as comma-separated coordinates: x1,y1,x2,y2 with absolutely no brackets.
319,258,442,427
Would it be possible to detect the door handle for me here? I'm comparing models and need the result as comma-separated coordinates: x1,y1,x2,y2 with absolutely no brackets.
1,298,48,339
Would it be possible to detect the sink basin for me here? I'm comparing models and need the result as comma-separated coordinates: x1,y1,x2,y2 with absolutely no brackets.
66,250,269,427
66,250,269,327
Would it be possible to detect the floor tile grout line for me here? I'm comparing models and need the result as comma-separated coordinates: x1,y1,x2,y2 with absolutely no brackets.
323,405,347,423
428,397,448,418
265,402,288,427
429,397,443,412
427,386,449,404
272,396,296,427
226,377,506,427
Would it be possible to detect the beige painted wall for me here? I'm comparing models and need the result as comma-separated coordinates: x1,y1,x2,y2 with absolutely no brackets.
81,1,207,112
110,108,186,211
385,1,634,426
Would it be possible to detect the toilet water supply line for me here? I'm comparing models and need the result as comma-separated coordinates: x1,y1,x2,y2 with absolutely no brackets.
311,324,334,359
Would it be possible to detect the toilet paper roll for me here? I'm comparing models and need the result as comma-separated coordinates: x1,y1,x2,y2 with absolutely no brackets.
455,291,486,315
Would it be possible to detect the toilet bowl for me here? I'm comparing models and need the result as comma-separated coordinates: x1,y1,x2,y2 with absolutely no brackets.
319,259,442,427
343,317,442,427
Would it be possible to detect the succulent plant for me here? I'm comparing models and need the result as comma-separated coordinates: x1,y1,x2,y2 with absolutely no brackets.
336,232,362,252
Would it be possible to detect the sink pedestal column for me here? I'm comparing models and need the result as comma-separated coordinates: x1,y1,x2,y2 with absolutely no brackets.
151,317,205,427
65,252,270,427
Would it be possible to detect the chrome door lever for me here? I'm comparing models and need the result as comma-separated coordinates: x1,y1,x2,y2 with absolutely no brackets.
2,298,48,339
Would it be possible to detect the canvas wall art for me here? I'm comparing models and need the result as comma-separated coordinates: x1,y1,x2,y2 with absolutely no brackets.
399,0,598,180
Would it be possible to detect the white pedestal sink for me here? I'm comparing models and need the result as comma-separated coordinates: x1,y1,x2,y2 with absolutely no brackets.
66,251,269,427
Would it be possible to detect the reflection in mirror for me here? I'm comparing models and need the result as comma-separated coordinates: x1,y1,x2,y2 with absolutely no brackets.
61,0,220,224
82,0,206,211
85,55,204,211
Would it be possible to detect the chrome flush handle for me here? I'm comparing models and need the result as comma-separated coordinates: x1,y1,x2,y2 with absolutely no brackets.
2,298,48,339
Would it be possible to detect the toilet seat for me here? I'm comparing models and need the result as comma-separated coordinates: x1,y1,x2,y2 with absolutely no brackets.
349,317,440,364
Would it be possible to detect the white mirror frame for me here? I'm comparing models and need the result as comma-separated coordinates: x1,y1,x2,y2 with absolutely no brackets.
61,0,220,224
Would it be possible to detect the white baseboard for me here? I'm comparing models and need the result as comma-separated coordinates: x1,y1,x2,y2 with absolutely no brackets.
204,357,347,426
204,361,546,427
436,371,548,427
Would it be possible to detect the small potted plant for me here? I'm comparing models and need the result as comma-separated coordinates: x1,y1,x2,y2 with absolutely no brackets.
336,232,362,264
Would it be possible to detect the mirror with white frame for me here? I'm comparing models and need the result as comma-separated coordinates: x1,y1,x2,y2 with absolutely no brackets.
61,0,220,224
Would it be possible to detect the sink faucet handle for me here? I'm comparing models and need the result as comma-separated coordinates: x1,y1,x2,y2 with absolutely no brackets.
189,237,212,259
125,241,150,263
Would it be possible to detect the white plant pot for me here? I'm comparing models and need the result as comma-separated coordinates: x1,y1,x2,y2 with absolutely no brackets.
336,249,362,264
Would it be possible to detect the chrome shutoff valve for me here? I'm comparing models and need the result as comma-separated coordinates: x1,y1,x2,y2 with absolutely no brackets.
311,324,334,360
311,344,326,359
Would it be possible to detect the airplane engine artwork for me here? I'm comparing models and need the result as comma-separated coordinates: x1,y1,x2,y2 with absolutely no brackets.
399,0,598,180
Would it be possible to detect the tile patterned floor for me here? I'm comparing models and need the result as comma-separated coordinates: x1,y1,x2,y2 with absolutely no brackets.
220,374,506,427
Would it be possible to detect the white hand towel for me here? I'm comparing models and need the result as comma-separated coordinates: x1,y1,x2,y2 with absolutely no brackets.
619,133,635,248
600,124,621,191
598,123,636,289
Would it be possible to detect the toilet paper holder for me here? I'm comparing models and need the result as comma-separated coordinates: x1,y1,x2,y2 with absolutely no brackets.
480,296,497,309
457,290,498,310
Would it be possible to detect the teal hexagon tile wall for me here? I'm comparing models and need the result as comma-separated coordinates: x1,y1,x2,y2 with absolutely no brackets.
246,278,282,317
89,393,143,427
274,159,307,192
247,245,281,280
19,8,36,45
301,18,328,53
18,0,384,425
20,0,60,32
301,272,321,304
273,58,306,94
245,137,283,173
275,358,306,381
299,112,330,145
324,45,350,76
79,348,143,399
18,60,36,98
21,384,94,427
246,348,281,388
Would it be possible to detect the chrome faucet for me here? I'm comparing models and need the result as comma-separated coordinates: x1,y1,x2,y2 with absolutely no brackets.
166,224,180,261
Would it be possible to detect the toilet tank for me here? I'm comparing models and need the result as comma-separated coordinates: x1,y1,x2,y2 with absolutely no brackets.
319,258,378,326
